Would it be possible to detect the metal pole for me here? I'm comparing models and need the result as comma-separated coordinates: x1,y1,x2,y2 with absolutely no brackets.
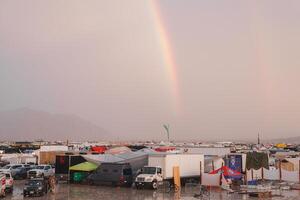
68,155,71,183
200,161,202,185
279,161,282,182
219,162,223,186
245,169,247,185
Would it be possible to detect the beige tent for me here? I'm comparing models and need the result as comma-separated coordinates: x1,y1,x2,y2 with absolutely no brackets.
278,158,300,171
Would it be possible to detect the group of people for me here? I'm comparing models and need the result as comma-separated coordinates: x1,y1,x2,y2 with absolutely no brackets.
43,175,56,194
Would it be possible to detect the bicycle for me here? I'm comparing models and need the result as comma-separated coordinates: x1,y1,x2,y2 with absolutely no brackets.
193,185,210,199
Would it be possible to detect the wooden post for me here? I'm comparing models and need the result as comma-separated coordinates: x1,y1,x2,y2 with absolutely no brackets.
200,161,202,184
261,167,264,181
251,169,254,181
173,166,181,191
220,162,223,186
279,161,282,182
245,169,247,185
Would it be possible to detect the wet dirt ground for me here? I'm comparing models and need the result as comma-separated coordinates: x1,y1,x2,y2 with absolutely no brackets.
3,180,300,200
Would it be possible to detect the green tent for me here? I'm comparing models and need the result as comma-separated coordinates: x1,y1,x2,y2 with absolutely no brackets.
69,162,98,172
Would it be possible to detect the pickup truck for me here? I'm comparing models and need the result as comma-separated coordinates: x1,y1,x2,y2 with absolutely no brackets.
27,165,54,179
0,164,30,178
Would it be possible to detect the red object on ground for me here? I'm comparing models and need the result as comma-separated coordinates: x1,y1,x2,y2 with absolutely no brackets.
154,146,176,152
91,146,107,153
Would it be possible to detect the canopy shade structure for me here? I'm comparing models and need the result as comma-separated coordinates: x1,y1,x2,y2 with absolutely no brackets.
69,162,98,172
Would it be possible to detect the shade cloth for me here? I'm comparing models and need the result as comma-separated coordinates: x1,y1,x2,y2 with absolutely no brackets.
202,173,220,186
246,152,269,170
69,162,98,172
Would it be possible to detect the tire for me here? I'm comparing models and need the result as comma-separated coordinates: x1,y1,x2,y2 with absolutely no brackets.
88,179,94,185
152,180,158,190
135,183,141,190
112,182,117,187
125,182,132,188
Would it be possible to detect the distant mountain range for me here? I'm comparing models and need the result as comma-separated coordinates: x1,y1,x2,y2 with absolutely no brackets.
263,136,300,144
0,108,109,141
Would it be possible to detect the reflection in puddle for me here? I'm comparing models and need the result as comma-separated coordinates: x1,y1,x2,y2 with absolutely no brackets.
4,180,300,200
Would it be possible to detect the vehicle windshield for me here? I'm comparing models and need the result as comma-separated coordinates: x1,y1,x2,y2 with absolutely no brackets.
36,166,45,170
27,180,42,186
141,167,156,174
2,165,11,169
11,165,21,169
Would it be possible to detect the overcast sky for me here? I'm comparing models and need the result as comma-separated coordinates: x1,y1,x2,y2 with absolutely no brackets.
0,0,300,141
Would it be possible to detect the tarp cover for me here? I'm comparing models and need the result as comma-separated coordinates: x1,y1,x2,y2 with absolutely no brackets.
69,162,98,172
105,146,131,155
91,146,107,153
246,168,263,181
202,173,220,186
263,168,279,180
282,169,300,183
246,152,269,170
209,166,242,179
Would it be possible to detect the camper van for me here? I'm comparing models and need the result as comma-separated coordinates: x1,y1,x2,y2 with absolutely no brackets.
87,163,133,187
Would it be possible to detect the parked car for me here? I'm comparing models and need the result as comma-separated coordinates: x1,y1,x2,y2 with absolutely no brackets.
87,163,133,187
0,164,29,178
14,167,29,180
0,174,6,197
23,178,48,197
1,172,13,193
0,161,9,168
27,165,54,179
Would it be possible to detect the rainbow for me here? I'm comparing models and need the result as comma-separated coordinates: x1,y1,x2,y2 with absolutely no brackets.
150,0,181,113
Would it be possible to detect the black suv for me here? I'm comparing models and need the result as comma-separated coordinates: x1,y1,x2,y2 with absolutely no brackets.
23,178,48,197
